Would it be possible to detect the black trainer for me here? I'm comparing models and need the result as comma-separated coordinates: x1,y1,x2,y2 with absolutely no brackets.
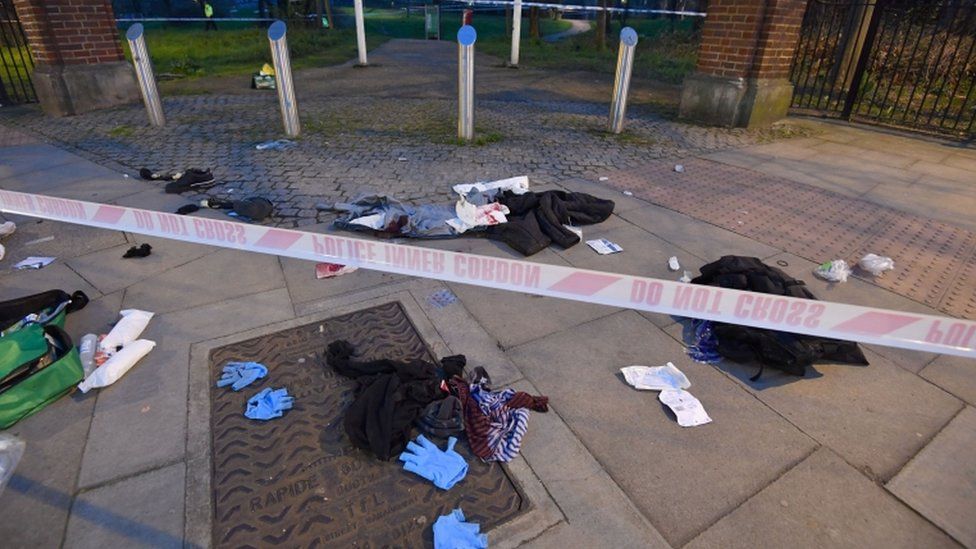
164,169,215,194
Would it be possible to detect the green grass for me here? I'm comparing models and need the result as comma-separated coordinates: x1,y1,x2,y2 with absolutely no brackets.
121,11,572,80
479,18,699,84
0,45,34,101
107,124,135,138
122,25,384,78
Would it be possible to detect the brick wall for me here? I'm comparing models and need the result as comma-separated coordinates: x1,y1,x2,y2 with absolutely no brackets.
696,0,807,80
13,0,124,66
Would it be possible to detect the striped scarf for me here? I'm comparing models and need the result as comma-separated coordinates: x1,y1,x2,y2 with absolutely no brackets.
450,379,548,462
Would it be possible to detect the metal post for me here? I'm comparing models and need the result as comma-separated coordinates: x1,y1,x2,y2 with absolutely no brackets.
125,24,165,127
268,20,301,137
353,0,368,66
510,0,522,67
457,25,476,141
608,27,637,134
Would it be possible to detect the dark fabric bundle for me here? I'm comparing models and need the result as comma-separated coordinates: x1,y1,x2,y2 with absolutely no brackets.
486,190,615,256
691,256,868,379
325,340,464,460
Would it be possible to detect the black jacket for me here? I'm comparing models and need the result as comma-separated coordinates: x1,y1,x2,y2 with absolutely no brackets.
692,256,868,378
486,190,615,256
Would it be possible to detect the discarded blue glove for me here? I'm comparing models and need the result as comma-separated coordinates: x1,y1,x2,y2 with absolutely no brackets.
244,387,294,420
216,361,268,391
398,435,468,490
433,508,488,549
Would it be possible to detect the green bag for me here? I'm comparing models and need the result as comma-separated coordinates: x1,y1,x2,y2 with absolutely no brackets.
0,323,82,429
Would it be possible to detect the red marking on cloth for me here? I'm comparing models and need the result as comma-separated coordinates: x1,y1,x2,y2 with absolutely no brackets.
831,312,920,336
254,229,302,250
92,205,125,224
548,272,622,296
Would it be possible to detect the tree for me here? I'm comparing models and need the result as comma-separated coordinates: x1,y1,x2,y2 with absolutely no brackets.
530,6,540,39
595,0,608,49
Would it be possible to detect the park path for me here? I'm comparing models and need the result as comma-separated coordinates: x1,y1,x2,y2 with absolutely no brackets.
543,18,592,42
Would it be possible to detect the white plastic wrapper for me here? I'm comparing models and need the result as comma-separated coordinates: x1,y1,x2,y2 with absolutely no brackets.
0,434,26,495
659,389,712,427
858,254,895,276
621,363,691,391
99,309,154,354
78,339,156,393
813,260,851,283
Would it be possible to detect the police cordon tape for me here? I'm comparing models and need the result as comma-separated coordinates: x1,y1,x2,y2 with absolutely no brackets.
1,188,974,359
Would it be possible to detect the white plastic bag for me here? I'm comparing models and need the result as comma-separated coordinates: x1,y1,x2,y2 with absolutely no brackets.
659,389,712,427
79,339,155,393
99,309,154,354
858,254,894,276
0,434,26,495
814,260,851,283
621,363,691,391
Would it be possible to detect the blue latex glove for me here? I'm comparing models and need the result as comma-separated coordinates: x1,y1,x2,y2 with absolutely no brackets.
433,508,488,549
398,435,468,490
216,361,268,391
244,387,294,420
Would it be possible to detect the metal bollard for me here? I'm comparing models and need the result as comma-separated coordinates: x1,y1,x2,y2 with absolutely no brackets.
608,27,638,134
268,20,301,137
125,24,165,127
509,0,522,67
457,25,477,141
353,0,368,66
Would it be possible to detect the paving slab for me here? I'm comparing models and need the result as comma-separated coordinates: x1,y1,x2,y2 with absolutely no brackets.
555,177,651,213
888,406,976,548
862,180,976,232
280,254,403,306
0,216,127,266
686,448,959,549
511,378,671,549
407,283,525,387
66,235,216,295
507,310,816,546
121,247,286,314
921,355,976,406
811,140,920,169
554,223,703,279
910,160,976,185
64,463,186,549
78,288,295,488
0,158,126,193
618,203,780,263
711,346,961,481
0,262,100,301
0,390,96,549
944,152,976,172
0,144,86,180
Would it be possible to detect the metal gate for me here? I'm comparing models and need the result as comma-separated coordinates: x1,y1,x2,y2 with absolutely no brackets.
0,0,35,105
790,0,976,139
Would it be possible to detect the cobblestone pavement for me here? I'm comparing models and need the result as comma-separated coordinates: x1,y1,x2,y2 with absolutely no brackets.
0,39,808,228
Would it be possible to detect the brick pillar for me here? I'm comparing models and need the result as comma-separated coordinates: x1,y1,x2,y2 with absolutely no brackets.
13,0,138,116
679,0,807,128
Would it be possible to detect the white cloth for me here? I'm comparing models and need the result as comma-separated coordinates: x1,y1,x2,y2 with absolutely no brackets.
621,363,691,391
100,309,154,354
78,339,156,393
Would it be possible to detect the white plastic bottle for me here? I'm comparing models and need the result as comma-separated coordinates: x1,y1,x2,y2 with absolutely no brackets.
79,333,98,379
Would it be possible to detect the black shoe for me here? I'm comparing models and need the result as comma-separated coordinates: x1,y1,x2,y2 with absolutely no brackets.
140,167,179,181
164,169,215,194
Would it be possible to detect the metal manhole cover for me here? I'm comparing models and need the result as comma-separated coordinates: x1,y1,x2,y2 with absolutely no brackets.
209,301,526,547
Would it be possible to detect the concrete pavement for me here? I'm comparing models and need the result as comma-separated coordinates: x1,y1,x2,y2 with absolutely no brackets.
1,41,975,549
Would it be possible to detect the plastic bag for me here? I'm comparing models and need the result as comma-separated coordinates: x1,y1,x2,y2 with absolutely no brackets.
99,309,154,355
78,339,156,393
858,254,894,276
0,434,26,495
814,260,851,283
621,363,692,391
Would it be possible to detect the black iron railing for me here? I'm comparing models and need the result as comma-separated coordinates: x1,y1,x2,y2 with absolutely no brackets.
0,0,36,105
791,0,976,138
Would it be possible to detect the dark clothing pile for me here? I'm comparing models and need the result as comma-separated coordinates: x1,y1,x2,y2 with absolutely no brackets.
325,340,548,462
485,190,615,256
327,189,615,257
691,256,869,379
325,340,464,460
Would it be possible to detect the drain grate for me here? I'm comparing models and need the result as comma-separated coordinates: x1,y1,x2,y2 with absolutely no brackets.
209,302,525,548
